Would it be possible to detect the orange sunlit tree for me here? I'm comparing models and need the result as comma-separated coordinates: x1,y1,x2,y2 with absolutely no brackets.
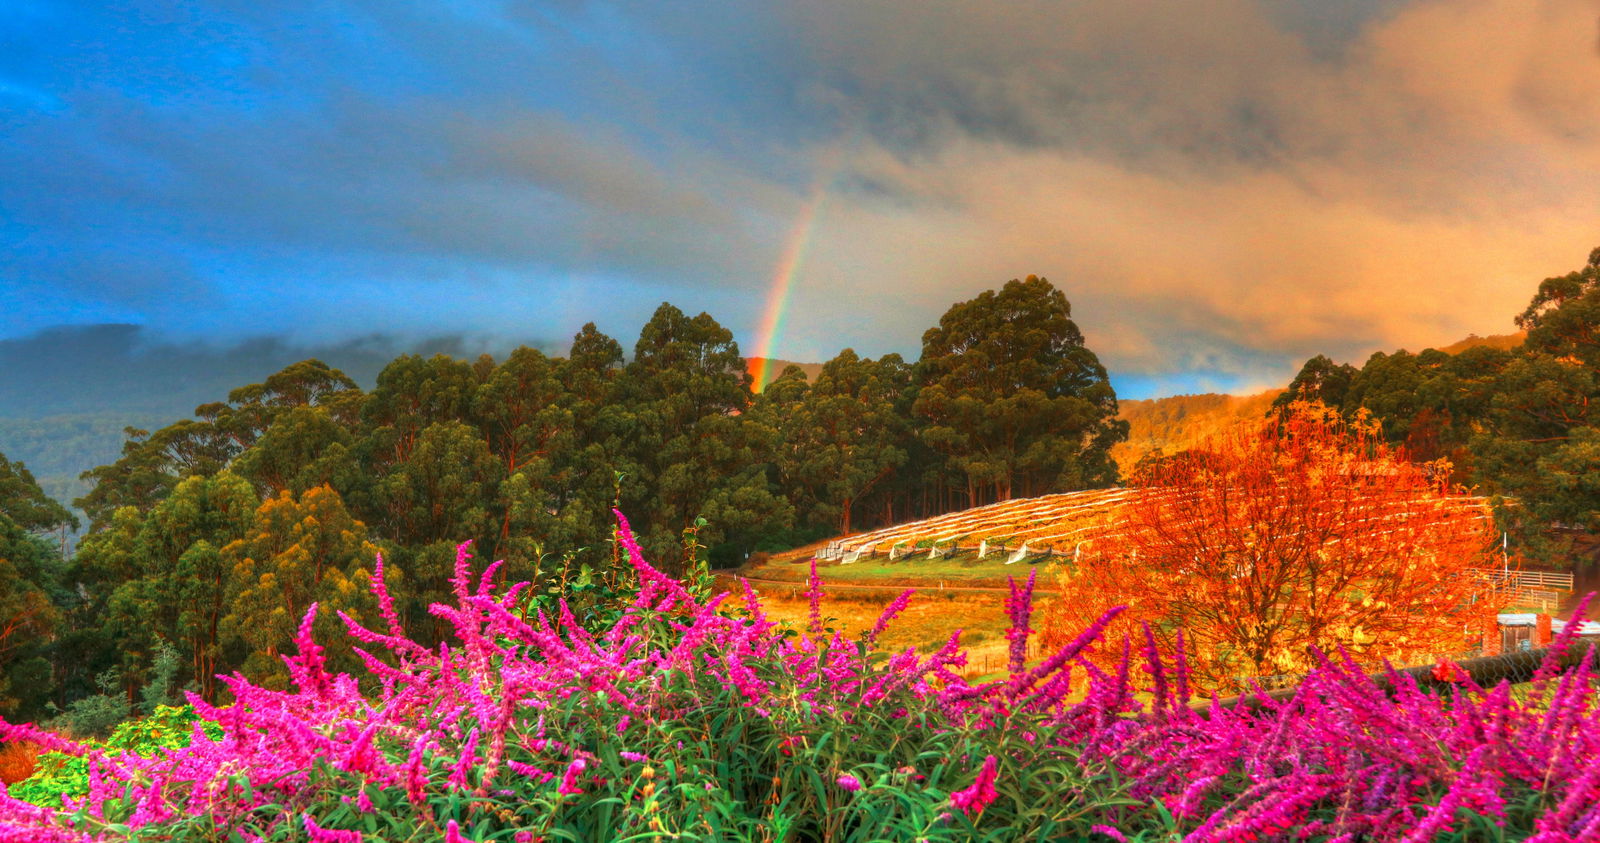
1043,401,1504,694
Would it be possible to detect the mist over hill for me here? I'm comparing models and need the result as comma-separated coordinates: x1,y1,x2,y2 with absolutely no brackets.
0,324,560,419
0,324,557,509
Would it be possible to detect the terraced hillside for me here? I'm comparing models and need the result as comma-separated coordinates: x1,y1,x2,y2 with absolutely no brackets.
817,485,1496,565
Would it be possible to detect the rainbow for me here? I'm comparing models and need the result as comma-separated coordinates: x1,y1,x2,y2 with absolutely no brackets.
750,183,827,392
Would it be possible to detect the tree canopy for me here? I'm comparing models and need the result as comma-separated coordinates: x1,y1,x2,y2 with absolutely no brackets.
6,276,1137,709
1046,403,1500,693
915,276,1126,504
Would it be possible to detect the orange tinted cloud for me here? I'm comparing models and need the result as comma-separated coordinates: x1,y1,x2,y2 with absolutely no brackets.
765,0,1600,384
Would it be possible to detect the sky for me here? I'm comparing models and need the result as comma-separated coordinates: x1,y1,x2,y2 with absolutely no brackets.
2,0,1598,399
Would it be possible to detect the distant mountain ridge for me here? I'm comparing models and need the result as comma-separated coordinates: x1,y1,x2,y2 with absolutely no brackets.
1435,332,1526,355
0,324,550,419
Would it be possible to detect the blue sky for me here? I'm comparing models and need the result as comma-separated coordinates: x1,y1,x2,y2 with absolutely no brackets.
3,0,1598,398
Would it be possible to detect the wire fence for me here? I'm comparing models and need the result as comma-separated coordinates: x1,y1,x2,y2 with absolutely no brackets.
970,641,1044,676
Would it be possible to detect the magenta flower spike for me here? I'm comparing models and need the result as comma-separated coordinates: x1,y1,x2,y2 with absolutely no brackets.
950,754,1000,817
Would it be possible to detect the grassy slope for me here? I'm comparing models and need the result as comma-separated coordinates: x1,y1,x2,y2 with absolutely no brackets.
735,551,1057,590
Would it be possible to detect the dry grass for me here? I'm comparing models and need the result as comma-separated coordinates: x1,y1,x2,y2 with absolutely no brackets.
738,553,1058,591
719,576,1024,679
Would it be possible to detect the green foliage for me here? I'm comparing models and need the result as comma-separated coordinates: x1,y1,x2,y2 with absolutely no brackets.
12,704,221,808
220,487,380,689
1274,354,1357,413
232,406,359,497
1517,246,1600,367
74,472,260,702
0,451,78,534
1272,246,1600,566
47,668,130,740
758,350,914,536
13,282,1140,713
0,510,64,720
619,303,793,573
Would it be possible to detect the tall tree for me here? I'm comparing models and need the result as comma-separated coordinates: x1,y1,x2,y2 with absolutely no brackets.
361,354,480,468
474,347,574,563
75,472,260,702
1467,246,1600,561
75,420,240,530
915,276,1126,505
621,304,789,570
1516,246,1600,367
232,406,360,497
75,360,363,531
764,351,913,535
1274,354,1357,415
0,513,64,719
0,451,77,535
545,324,634,564
221,485,378,689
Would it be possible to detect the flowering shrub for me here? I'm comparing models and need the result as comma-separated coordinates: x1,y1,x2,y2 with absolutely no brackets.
1,512,1597,841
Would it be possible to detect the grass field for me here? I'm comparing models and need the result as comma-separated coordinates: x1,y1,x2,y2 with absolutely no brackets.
719,582,1029,679
734,549,1063,590
723,547,1059,678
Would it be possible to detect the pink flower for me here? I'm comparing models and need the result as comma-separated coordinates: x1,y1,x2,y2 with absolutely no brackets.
950,755,999,817
303,815,363,843
558,758,587,795
837,774,862,792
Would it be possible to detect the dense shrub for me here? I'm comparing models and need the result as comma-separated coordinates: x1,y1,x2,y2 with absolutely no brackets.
1,514,1597,841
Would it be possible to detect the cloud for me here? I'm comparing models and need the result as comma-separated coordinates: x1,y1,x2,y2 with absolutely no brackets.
716,0,1600,380
1,0,1597,395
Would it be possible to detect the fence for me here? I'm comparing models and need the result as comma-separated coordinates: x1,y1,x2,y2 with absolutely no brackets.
1468,568,1575,611
1468,568,1575,592
971,641,1043,677
1199,640,1597,715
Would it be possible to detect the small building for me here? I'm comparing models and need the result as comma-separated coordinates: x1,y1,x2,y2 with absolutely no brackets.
1496,612,1600,653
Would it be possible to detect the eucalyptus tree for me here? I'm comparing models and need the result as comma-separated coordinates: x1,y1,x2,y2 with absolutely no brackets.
915,275,1126,506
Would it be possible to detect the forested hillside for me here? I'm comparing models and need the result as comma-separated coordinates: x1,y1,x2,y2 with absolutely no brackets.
0,414,170,518
1111,333,1529,478
0,276,1128,721
1111,390,1283,476
4,248,1600,726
